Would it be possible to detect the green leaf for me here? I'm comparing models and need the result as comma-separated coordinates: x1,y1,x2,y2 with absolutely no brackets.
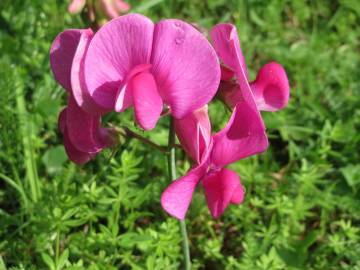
56,249,69,270
41,253,55,270
42,146,67,174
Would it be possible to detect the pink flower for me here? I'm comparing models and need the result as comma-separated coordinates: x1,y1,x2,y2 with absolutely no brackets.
100,0,130,18
211,23,290,112
68,0,86,14
161,102,269,219
50,29,114,164
68,0,130,18
82,14,220,130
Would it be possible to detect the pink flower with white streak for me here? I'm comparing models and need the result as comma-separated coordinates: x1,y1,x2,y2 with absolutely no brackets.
161,102,269,219
81,14,220,130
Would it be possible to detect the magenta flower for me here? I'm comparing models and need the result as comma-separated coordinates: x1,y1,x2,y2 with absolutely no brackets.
50,29,114,164
81,14,220,130
161,101,269,219
211,23,290,112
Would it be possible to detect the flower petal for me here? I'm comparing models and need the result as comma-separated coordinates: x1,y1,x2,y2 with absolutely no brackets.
250,62,290,112
202,168,245,218
161,161,208,220
100,0,120,19
63,128,95,165
114,0,131,13
84,14,154,109
230,183,245,204
66,95,109,153
174,105,211,164
151,19,220,119
50,29,84,92
71,29,109,115
131,72,163,130
114,64,152,113
68,0,86,14
211,101,269,168
58,108,94,165
211,23,248,80
211,24,259,111
58,108,67,134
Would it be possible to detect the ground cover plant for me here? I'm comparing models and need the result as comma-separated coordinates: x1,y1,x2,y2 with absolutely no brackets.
0,0,360,269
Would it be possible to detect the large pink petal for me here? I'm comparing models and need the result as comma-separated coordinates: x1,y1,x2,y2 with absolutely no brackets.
202,168,245,218
151,19,220,119
66,95,109,153
211,24,248,80
250,62,290,112
161,161,208,220
84,14,154,109
131,72,163,130
71,29,109,115
50,29,84,92
211,101,269,168
174,106,211,164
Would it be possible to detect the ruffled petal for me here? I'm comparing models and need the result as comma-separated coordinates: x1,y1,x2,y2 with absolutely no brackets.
131,72,163,130
50,29,84,92
174,105,211,164
151,19,220,119
211,23,248,80
161,161,208,220
71,29,109,115
250,62,290,112
202,168,245,218
66,95,109,153
84,14,154,109
211,101,268,168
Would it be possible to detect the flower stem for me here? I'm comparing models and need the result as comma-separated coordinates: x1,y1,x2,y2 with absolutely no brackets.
167,117,191,270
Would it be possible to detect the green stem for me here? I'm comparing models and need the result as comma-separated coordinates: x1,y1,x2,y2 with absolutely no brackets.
55,229,60,267
167,117,191,270
15,69,40,202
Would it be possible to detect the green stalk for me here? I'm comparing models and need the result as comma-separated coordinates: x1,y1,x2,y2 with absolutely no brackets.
15,69,40,202
55,229,60,267
167,117,191,270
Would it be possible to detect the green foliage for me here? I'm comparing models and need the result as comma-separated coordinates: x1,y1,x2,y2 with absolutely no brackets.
1,0,359,269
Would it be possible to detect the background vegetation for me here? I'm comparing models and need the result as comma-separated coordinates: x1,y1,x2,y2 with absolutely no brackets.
1,0,359,269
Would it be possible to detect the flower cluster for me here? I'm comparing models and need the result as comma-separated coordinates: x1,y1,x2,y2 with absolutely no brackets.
50,14,289,219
